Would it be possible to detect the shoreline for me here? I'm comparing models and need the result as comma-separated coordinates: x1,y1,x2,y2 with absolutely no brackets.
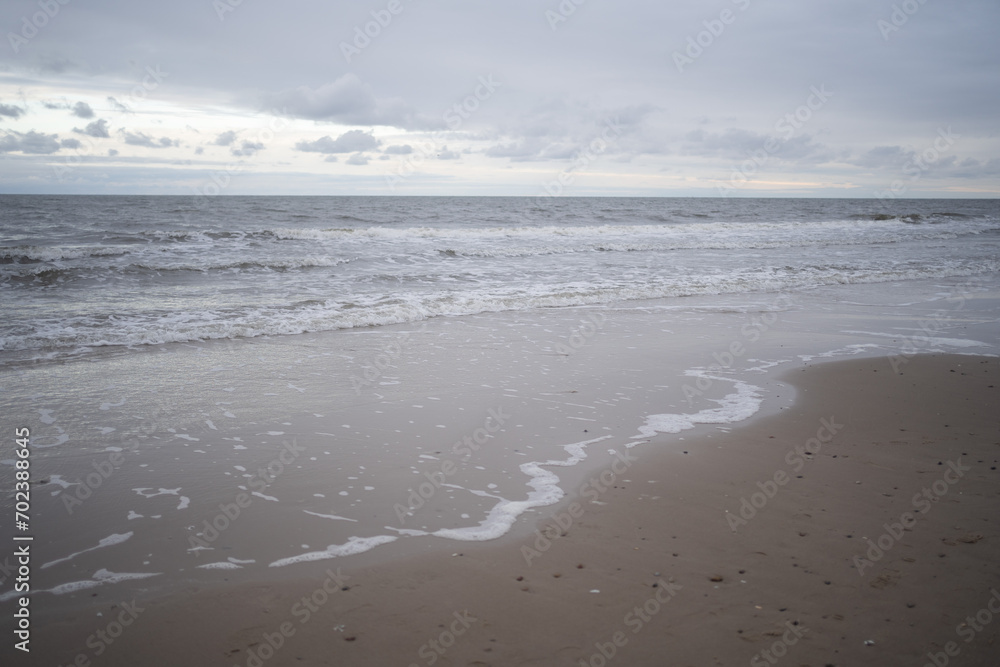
21,352,1000,666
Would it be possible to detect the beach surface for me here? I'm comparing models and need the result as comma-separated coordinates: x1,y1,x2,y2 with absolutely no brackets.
2,196,998,666
21,352,999,667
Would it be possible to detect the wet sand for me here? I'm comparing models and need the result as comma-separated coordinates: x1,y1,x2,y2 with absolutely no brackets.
21,352,1000,667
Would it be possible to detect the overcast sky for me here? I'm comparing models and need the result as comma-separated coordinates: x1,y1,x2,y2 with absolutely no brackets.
1,0,998,196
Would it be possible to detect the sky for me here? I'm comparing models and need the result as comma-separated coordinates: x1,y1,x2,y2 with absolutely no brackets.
0,0,998,197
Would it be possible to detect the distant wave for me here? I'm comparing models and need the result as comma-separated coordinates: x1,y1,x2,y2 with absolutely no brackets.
1,246,131,263
270,217,999,240
850,211,978,224
12,217,995,271
1,256,351,280
70,215,997,250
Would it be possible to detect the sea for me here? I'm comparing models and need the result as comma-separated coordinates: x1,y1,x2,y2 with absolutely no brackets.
2,196,998,366
1,196,999,604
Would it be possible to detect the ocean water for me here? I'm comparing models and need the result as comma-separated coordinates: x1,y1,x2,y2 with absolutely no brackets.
2,196,998,366
1,196,999,603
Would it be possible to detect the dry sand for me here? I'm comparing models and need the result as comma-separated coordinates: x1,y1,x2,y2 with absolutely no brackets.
26,353,1000,667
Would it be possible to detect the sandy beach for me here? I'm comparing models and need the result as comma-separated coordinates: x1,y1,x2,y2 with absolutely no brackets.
20,352,998,667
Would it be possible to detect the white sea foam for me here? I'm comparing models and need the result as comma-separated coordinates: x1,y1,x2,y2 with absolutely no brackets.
268,535,397,567
840,330,987,348
427,435,614,543
1,569,160,601
133,487,189,510
629,370,763,440
303,510,358,522
47,474,76,488
270,428,695,565
196,557,255,570
197,562,242,570
633,373,763,440
42,532,134,569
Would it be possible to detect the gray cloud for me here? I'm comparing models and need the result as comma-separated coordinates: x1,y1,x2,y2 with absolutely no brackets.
72,101,95,118
849,146,913,170
266,75,374,122
264,74,438,130
231,140,264,157
295,130,380,154
345,153,369,166
74,119,111,138
849,148,992,179
384,144,413,155
122,131,178,148
951,157,1000,178
0,131,61,154
0,102,25,119
481,103,654,163
682,128,832,165
214,130,237,146
484,137,597,162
